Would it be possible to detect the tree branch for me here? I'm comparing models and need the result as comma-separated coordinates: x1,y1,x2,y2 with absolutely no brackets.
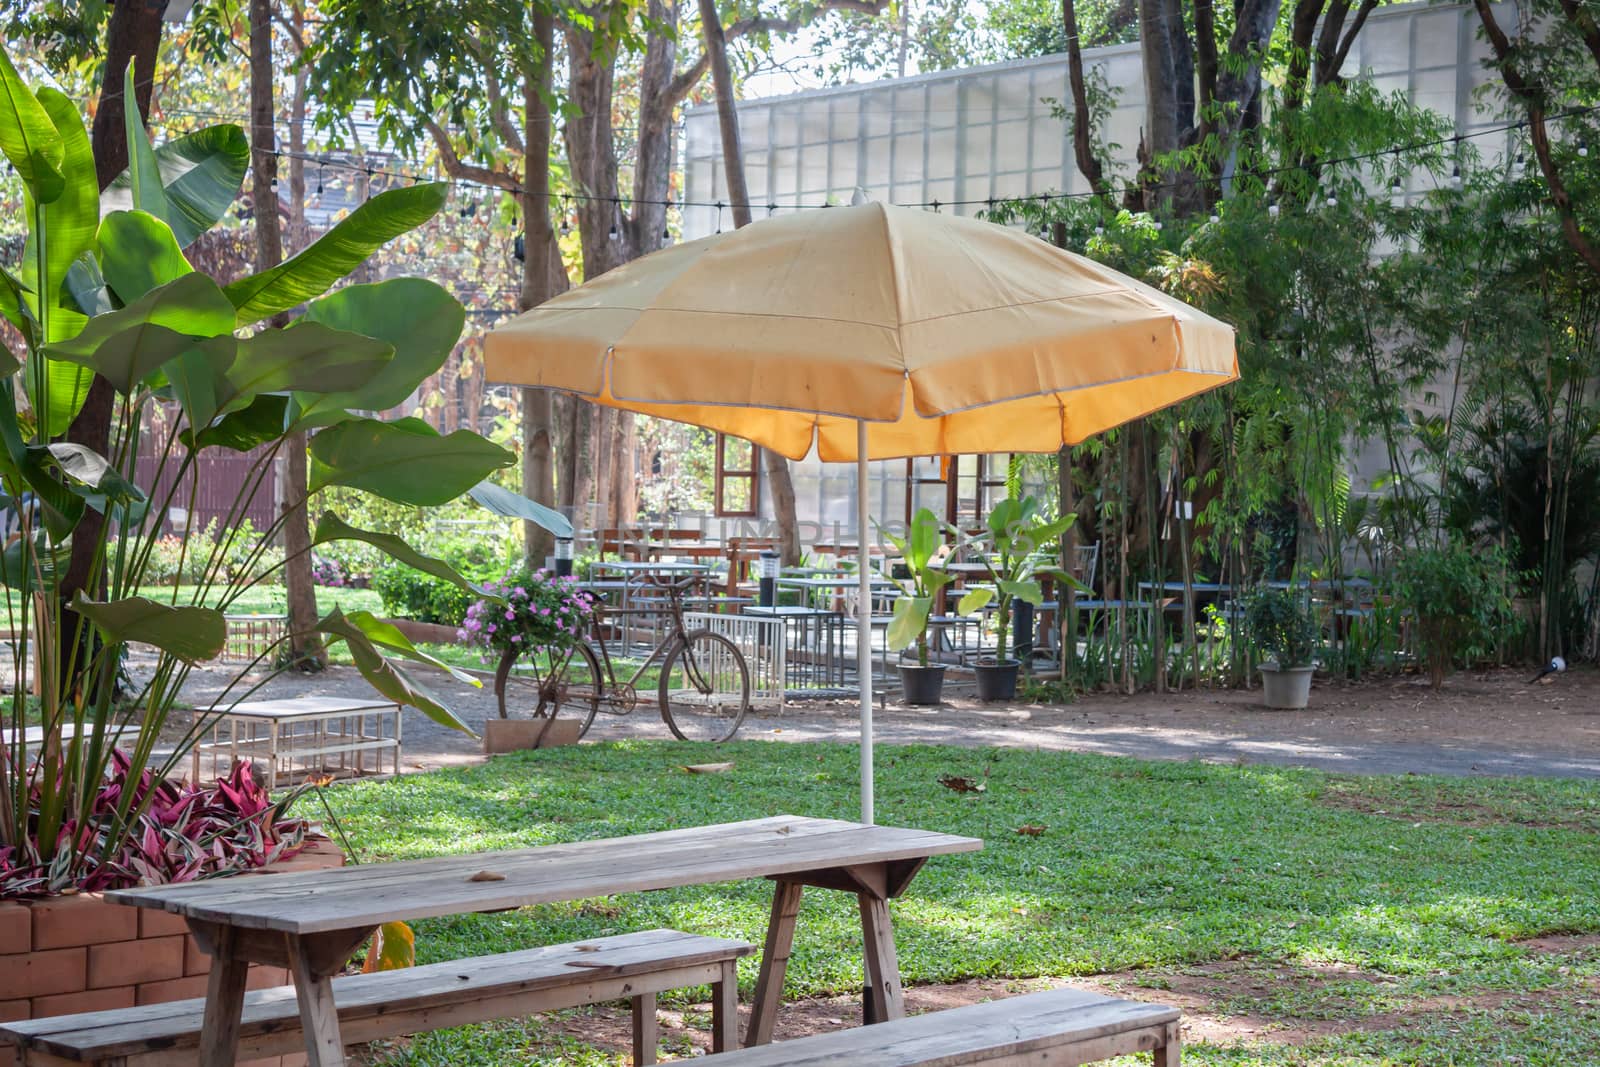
1061,0,1109,198
1556,0,1600,72
1475,0,1600,279
478,35,526,155
424,118,520,190
666,2,885,108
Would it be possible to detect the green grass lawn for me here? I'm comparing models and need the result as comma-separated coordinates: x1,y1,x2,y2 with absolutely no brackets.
322,742,1600,1065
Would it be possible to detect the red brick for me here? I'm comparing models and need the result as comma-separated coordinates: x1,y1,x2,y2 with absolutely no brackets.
135,973,210,1006
31,986,134,1018
0,999,27,1022
30,894,137,950
89,934,185,989
0,904,29,955
246,965,289,991
0,946,85,1000
138,908,191,939
184,936,213,976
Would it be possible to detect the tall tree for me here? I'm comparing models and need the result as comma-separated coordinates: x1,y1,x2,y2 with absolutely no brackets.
247,0,322,666
694,0,801,563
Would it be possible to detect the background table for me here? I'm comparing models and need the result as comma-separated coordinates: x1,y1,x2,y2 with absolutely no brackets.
109,815,982,1067
190,697,402,789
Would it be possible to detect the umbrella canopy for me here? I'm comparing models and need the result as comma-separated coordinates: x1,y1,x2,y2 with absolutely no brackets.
485,202,1238,825
484,202,1237,460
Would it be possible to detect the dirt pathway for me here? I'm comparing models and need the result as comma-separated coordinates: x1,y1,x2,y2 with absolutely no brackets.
177,662,1600,779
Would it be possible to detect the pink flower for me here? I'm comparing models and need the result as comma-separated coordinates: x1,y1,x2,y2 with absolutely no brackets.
505,609,515,620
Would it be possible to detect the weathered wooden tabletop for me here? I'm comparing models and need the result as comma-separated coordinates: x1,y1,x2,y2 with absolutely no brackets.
106,815,982,935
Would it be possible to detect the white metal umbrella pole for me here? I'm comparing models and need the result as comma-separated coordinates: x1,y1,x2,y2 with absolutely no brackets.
857,421,874,825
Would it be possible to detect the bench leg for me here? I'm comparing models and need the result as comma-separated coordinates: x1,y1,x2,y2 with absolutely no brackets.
858,893,904,1024
631,991,658,1065
745,879,804,1046
1153,1020,1180,1065
711,958,739,1053
198,927,250,1067
287,935,347,1067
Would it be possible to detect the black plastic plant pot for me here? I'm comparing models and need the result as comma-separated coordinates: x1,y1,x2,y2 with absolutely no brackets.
973,658,1021,702
897,662,947,705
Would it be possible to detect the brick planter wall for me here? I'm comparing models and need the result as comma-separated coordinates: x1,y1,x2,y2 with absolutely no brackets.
0,838,344,1067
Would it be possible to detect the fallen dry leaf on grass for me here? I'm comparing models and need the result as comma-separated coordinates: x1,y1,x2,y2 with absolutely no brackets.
1015,824,1047,836
938,775,986,793
683,762,735,774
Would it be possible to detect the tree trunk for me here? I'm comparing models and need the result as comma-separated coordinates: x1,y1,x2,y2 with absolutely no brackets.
698,0,802,562
519,8,560,568
1061,0,1108,198
251,0,322,669
61,0,166,700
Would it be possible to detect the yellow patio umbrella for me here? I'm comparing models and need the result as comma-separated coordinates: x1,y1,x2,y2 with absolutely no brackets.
485,202,1238,821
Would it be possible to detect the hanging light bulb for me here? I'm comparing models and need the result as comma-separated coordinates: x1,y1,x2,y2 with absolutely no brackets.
316,167,323,195
607,222,619,241
1208,212,1219,224
1451,162,1462,186
1093,225,1104,236
1515,149,1526,173
1579,139,1590,158
560,217,571,236
662,225,671,242
1326,194,1337,207
1268,201,1280,217
1153,220,1163,231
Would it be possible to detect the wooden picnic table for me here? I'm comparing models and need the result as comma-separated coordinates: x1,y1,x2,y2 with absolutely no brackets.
106,815,982,1067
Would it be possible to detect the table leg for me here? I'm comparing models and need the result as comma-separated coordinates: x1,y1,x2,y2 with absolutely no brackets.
858,892,905,1024
197,926,250,1067
745,879,803,1046
286,934,347,1066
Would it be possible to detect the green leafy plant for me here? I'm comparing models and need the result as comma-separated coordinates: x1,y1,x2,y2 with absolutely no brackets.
1393,540,1522,688
879,508,953,667
372,568,479,627
1242,587,1319,669
955,496,1080,664
0,52,552,894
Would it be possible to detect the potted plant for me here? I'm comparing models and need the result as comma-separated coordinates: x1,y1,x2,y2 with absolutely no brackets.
880,508,954,704
0,52,513,909
956,496,1079,701
463,568,598,749
1242,587,1319,708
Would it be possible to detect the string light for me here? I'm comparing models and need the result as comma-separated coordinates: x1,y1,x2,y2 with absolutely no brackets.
1268,201,1280,217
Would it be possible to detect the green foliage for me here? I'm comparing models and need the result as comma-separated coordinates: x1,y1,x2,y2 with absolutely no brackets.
880,507,953,667
1242,587,1319,669
1394,540,1523,688
373,567,480,627
956,495,1079,663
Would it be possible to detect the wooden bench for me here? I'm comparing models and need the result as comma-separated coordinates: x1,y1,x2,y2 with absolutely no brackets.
697,987,1180,1066
1,929,753,1067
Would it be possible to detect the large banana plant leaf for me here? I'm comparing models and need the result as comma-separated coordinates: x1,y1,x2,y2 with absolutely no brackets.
312,514,492,597
121,67,171,225
102,125,249,248
315,608,476,735
0,382,83,539
308,417,514,505
97,210,192,303
218,322,394,410
22,88,97,318
70,594,227,663
44,272,238,393
292,278,463,426
886,595,933,652
180,392,286,453
224,184,449,325
467,481,574,538
0,45,64,203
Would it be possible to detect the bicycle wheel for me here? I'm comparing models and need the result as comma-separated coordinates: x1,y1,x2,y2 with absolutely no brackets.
527,642,604,739
658,630,750,742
